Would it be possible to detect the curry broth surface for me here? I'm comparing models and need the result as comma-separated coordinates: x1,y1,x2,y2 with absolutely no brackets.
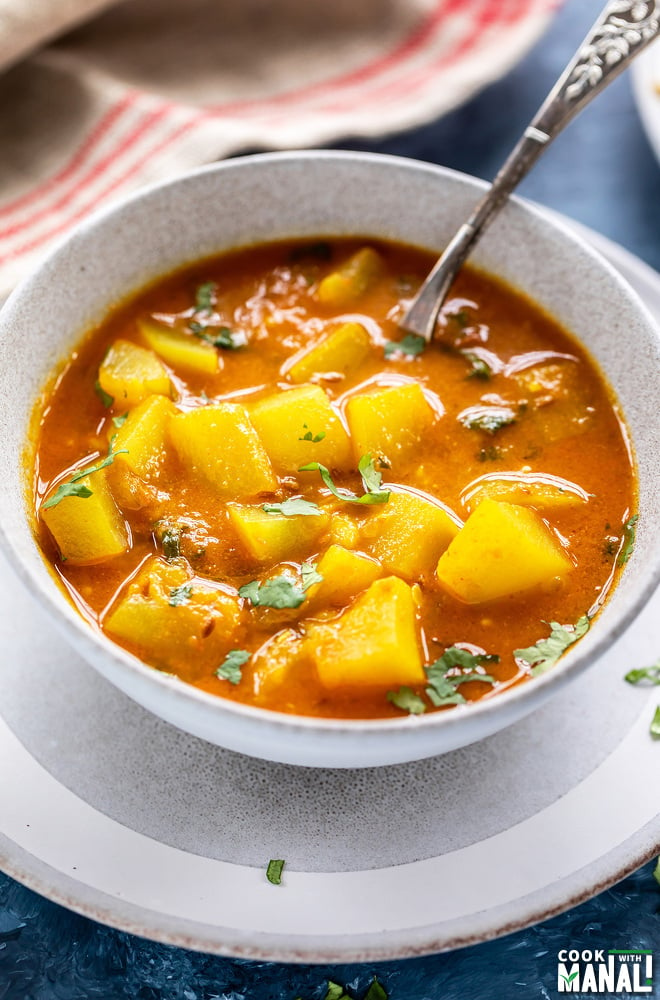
32,238,635,719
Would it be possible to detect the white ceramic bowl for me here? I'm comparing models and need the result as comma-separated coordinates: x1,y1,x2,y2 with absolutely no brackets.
0,151,659,768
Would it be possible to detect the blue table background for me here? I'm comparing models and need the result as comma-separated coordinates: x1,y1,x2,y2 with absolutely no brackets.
1,1,659,996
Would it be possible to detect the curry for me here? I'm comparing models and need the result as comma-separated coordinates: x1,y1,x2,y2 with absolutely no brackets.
31,238,636,719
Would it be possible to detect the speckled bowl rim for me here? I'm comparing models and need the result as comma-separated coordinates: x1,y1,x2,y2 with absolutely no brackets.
0,150,659,768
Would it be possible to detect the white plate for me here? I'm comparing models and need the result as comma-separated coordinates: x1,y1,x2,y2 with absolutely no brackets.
0,223,659,963
632,38,660,161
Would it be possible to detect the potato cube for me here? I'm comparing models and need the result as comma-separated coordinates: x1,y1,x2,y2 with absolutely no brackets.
286,321,371,382
307,576,424,689
325,511,360,549
363,489,460,580
345,382,436,469
41,470,129,565
169,403,277,499
228,504,329,563
316,247,383,308
461,472,589,514
436,498,573,604
249,384,352,473
306,544,382,607
252,628,309,702
112,393,177,479
105,556,241,673
138,319,219,376
98,339,172,408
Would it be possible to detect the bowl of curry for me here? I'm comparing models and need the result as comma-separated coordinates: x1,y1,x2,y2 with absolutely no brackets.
0,151,658,767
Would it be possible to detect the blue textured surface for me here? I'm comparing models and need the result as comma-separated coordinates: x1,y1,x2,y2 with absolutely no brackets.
1,0,660,996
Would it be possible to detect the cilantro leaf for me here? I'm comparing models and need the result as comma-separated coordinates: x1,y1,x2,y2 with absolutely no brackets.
41,435,128,509
216,648,250,685
94,379,114,408
299,457,390,506
194,280,217,312
299,428,326,442
625,662,660,685
618,514,639,566
239,576,306,609
41,481,93,509
262,497,321,517
266,859,285,885
387,686,426,715
383,333,426,358
301,559,323,592
425,647,498,706
364,980,388,1000
651,707,660,739
514,616,590,676
462,351,492,380
168,584,193,607
358,452,386,496
190,322,247,350
459,405,516,434
112,412,128,428
158,526,181,560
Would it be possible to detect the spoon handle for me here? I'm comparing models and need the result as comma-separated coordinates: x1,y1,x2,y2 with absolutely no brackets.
401,0,660,341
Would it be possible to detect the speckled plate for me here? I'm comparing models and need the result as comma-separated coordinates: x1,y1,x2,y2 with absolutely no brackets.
0,223,659,963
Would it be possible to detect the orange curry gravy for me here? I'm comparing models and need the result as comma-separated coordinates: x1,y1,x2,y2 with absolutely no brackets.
31,238,636,719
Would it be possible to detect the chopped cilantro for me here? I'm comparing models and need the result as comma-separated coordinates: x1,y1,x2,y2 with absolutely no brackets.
168,584,193,607
625,662,660,685
449,308,469,328
617,514,638,566
42,435,128,509
194,280,217,312
387,686,426,715
266,859,285,885
299,455,389,506
41,481,93,508
651,707,660,739
216,648,250,685
383,333,426,358
191,323,246,350
94,379,114,408
462,351,492,380
514,616,590,676
301,559,323,591
299,425,326,442
426,647,498,706
459,405,516,434
239,575,306,609
112,412,128,428
262,497,321,517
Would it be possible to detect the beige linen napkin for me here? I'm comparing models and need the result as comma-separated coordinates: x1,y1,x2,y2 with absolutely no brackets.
0,0,555,297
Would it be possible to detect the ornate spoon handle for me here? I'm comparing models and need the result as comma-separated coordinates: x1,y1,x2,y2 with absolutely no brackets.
400,0,660,341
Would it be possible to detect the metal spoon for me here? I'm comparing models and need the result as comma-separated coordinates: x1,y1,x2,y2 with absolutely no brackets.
400,0,660,342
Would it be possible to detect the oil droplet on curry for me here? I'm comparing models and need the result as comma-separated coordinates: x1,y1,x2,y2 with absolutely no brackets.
32,239,636,719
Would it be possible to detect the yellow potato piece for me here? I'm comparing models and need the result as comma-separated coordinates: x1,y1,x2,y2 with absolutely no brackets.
325,511,361,549
306,544,382,608
307,576,424,690
286,321,371,383
112,394,177,479
363,489,461,580
249,384,352,474
461,472,590,513
138,319,219,376
41,470,130,565
228,504,329,563
252,628,309,702
436,498,573,604
169,403,277,499
105,556,241,674
316,247,383,308
98,339,172,409
345,382,436,470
